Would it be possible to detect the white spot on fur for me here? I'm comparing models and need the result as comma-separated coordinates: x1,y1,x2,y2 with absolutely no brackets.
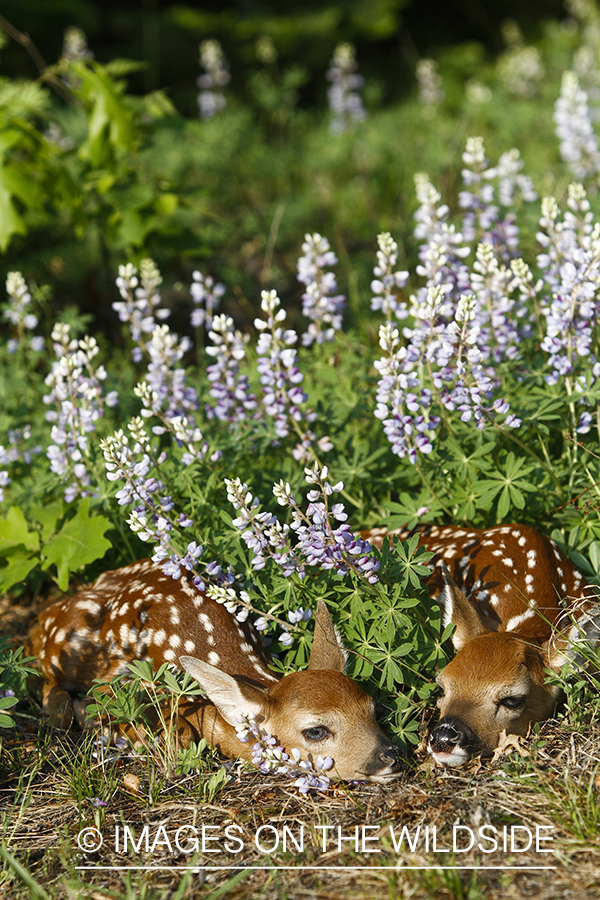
506,608,536,630
75,599,101,614
208,651,220,665
198,613,214,634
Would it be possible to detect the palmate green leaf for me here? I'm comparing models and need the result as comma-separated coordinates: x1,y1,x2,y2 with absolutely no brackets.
384,492,445,530
473,452,538,516
40,499,112,590
441,437,496,481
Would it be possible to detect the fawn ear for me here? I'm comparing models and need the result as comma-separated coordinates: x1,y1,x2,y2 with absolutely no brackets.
307,600,347,672
437,562,495,650
179,657,270,726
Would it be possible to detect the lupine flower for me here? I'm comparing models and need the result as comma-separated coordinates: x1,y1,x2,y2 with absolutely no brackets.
114,261,207,464
197,40,230,119
296,233,345,345
113,260,170,355
3,272,43,354
101,423,229,590
62,26,93,60
370,232,409,321
555,71,600,181
574,45,600,119
226,466,379,584
0,427,43,504
497,45,544,98
190,271,225,329
205,314,258,424
374,321,440,463
235,713,333,792
255,289,330,462
534,184,600,394
374,282,522,462
416,59,444,113
326,43,366,133
43,326,117,502
459,139,536,261
413,172,471,307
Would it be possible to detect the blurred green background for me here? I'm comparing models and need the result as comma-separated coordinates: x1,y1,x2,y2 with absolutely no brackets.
0,0,584,332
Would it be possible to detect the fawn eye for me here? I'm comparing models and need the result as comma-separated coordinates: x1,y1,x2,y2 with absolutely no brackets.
498,695,526,710
302,726,330,742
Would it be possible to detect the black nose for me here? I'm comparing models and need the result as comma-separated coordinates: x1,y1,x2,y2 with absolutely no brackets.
429,719,476,754
379,743,402,770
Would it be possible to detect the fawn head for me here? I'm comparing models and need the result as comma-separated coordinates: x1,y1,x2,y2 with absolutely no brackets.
428,563,599,766
179,600,402,782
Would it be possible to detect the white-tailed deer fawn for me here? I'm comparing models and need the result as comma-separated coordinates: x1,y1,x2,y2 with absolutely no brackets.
364,523,599,766
28,559,401,782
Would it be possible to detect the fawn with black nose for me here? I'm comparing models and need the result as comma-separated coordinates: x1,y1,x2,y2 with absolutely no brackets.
364,523,599,766
28,559,401,782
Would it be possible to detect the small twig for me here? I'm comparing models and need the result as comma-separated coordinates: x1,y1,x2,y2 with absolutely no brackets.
0,14,47,72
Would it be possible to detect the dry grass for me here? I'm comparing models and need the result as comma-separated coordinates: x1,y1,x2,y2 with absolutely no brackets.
1,715,600,900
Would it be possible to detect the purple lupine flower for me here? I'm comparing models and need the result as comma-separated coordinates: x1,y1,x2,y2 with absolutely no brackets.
416,59,444,113
413,173,471,308
297,233,345,346
0,427,43,505
190,271,225,329
3,272,43,354
370,233,409,321
254,289,328,462
470,242,531,363
459,137,499,245
205,314,258,424
43,326,117,502
226,470,379,585
374,278,522,463
534,185,600,397
101,424,230,591
555,71,600,181
197,40,230,119
374,320,440,463
326,43,366,133
459,138,536,262
113,260,170,354
284,463,380,584
114,260,207,465
235,714,333,792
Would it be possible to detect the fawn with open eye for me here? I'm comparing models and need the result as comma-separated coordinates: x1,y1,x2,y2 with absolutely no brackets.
364,523,599,766
28,559,401,782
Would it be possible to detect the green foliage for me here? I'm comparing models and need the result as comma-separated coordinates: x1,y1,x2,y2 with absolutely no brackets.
0,636,37,728
0,500,112,592
1,4,600,758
